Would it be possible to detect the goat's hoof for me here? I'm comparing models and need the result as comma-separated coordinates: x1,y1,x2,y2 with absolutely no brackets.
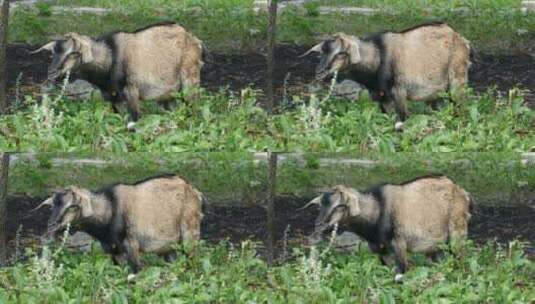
127,273,137,282
394,122,404,131
394,274,404,283
126,122,137,132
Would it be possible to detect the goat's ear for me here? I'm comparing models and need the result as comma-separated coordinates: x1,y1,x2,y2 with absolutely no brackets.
30,41,56,54
336,33,361,64
333,185,360,216
65,32,93,63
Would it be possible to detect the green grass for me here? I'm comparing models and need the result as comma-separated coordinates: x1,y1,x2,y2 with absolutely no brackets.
0,239,533,303
8,152,268,205
7,152,534,207
10,0,265,52
313,0,523,8
5,0,535,154
9,0,535,52
0,87,533,153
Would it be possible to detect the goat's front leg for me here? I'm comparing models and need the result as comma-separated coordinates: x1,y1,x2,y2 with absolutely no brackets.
391,238,409,283
389,87,408,131
121,85,141,131
369,242,394,266
122,236,142,273
112,253,128,266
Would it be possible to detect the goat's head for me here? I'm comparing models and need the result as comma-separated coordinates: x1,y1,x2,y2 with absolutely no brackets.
301,185,361,234
32,33,94,81
301,33,361,80
32,186,93,237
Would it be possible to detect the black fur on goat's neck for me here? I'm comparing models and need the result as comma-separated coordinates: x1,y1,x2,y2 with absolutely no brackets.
77,188,125,253
84,21,181,98
347,186,393,247
348,174,451,247
343,35,384,92
350,21,447,94
76,37,115,95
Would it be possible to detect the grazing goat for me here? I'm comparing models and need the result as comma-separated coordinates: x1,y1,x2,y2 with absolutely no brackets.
33,22,204,130
302,175,471,282
33,174,205,272
302,22,471,130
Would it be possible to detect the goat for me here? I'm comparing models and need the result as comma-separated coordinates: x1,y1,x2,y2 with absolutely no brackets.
302,22,471,130
301,175,471,282
33,174,205,272
33,22,204,130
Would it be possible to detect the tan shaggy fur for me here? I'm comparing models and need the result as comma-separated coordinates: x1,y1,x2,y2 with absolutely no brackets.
309,175,471,275
35,22,204,124
380,24,471,101
113,24,204,102
41,175,204,272
378,176,471,252
111,176,204,253
305,23,471,124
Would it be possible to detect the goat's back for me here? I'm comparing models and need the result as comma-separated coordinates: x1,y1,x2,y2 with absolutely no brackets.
381,23,470,99
112,23,203,98
381,176,470,252
113,175,204,252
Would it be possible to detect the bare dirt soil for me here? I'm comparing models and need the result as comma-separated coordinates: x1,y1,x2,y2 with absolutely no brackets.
7,195,535,259
7,44,535,109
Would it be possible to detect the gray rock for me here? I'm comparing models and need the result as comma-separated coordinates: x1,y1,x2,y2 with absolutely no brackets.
332,231,361,253
65,79,100,101
40,79,100,101
65,231,94,252
332,79,365,101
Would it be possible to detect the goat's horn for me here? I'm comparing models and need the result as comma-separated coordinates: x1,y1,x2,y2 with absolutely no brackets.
30,41,56,54
299,42,323,58
30,197,54,212
297,196,322,211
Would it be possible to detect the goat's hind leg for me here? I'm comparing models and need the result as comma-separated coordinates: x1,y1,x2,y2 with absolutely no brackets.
179,66,201,102
179,216,201,257
122,237,142,273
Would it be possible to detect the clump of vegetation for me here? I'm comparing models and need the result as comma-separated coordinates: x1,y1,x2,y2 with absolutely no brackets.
0,238,532,303
10,0,535,53
0,87,532,152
